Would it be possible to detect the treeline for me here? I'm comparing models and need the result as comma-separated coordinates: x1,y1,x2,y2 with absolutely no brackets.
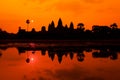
17,46,118,63
0,18,120,40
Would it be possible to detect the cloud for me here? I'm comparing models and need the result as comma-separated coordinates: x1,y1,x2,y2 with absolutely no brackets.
36,65,104,80
96,7,120,14
54,68,83,80
23,65,105,80
35,66,85,80
83,0,104,3
23,0,99,15
54,1,85,13
27,0,48,3
35,0,89,15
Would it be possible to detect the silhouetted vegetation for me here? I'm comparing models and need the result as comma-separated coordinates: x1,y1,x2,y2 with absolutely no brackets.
0,43,120,63
0,18,120,41
15,46,120,63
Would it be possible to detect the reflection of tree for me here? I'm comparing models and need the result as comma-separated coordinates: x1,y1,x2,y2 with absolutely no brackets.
77,52,85,62
26,58,30,63
109,49,118,60
85,48,92,52
92,48,118,60
32,50,35,54
110,52,118,60
14,46,120,63
92,48,110,58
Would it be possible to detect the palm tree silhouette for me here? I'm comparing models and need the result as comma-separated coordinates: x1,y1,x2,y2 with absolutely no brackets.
26,58,30,63
26,19,30,32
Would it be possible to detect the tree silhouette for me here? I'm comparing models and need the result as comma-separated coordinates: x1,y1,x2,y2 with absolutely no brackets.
77,23,85,31
26,19,30,31
1,18,120,40
31,28,36,32
110,23,118,29
92,25,100,33
41,26,46,32
77,52,85,62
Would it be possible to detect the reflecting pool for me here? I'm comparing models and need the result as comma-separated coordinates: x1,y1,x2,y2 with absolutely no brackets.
0,43,120,80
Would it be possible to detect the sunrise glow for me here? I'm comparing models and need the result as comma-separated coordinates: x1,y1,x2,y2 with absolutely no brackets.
1,1,120,80
31,57,34,61
31,20,34,23
0,0,120,33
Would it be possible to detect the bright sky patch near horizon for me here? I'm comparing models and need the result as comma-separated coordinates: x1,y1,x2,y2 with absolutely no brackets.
0,0,120,33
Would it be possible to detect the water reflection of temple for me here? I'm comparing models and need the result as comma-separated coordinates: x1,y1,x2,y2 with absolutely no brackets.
16,46,120,63
47,47,85,63
17,47,86,63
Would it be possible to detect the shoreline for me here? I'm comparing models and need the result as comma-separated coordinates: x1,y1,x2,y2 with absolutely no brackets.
0,39,120,47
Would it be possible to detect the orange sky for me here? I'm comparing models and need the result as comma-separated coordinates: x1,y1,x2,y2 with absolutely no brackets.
0,0,120,33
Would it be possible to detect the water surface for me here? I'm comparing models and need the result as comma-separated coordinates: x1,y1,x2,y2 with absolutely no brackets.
0,43,120,80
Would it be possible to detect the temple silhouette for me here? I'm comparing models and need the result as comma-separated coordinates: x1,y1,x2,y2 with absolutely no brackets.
0,41,119,63
0,18,120,41
15,46,120,63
